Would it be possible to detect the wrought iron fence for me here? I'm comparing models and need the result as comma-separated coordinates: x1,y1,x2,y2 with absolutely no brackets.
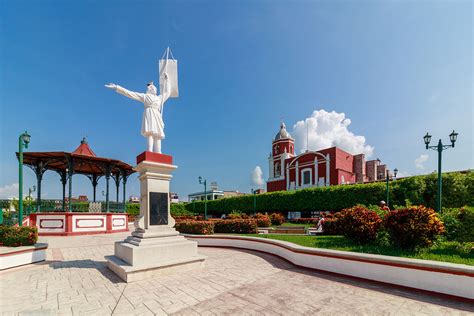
0,199,126,222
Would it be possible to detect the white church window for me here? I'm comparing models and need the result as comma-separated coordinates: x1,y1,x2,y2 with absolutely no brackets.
275,162,281,177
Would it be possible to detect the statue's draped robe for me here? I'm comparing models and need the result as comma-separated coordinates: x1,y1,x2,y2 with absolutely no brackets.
115,86,165,139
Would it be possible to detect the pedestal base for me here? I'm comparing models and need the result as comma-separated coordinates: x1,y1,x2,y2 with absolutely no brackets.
106,227,206,282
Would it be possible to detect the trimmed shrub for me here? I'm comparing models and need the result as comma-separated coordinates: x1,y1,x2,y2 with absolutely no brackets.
170,203,195,217
289,218,319,224
126,203,140,216
270,213,285,226
174,221,214,235
335,206,382,243
321,213,342,235
385,206,445,249
0,226,38,247
184,171,473,214
251,213,272,227
214,219,258,234
441,206,474,242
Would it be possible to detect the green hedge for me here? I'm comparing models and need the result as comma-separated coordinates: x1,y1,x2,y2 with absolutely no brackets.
185,171,474,215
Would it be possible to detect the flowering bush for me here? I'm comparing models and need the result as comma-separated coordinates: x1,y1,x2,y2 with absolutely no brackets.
321,213,342,235
173,215,200,222
270,213,285,226
251,213,272,227
385,206,445,249
227,211,243,220
333,206,382,243
214,219,258,234
0,226,38,247
174,220,214,235
289,218,319,224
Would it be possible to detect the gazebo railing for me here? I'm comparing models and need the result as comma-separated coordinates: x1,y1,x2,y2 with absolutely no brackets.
0,199,127,216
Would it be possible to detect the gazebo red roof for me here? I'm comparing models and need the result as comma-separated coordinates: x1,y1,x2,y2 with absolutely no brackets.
72,138,97,157
18,138,135,177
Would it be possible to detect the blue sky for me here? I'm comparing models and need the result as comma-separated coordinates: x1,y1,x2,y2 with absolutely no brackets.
0,0,472,201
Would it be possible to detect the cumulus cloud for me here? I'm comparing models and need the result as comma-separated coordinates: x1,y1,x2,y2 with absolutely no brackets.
0,183,19,199
292,110,374,157
415,154,429,169
251,166,264,187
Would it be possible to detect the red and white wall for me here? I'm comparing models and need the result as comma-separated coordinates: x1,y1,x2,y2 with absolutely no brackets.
29,213,128,236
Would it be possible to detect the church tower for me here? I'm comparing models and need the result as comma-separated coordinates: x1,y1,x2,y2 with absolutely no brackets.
268,121,295,181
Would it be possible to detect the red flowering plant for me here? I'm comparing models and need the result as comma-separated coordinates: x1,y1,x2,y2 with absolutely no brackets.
251,213,272,227
0,226,38,247
270,213,285,226
227,211,243,219
322,213,343,235
214,219,258,234
289,218,319,224
385,205,445,249
174,220,214,235
334,205,383,243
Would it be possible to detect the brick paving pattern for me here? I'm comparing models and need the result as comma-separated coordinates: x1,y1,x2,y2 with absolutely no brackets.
1,231,472,315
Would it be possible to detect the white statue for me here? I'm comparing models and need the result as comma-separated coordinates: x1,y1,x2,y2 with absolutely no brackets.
105,74,171,153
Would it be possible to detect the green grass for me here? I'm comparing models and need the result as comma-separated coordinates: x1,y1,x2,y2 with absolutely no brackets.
243,234,474,265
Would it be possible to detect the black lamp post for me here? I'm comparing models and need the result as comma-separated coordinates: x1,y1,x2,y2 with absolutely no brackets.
18,131,31,226
198,176,207,219
382,168,397,208
251,189,257,215
423,130,458,212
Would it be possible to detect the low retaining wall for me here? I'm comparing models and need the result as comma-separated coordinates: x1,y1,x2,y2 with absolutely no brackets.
186,235,474,300
29,213,128,236
0,243,48,270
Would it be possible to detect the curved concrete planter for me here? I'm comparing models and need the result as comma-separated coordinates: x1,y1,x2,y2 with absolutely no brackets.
185,235,474,300
0,243,48,270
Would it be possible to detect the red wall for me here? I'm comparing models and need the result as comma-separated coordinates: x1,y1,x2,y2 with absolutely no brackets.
267,146,358,192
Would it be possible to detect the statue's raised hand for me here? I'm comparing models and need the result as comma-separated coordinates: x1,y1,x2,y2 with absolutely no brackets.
105,83,117,89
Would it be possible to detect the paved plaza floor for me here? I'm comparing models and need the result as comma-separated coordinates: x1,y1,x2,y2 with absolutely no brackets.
1,230,472,316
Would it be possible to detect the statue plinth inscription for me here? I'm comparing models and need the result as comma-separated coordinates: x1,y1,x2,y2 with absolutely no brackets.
106,153,206,282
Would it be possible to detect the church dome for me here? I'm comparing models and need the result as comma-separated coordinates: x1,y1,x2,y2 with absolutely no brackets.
274,121,293,140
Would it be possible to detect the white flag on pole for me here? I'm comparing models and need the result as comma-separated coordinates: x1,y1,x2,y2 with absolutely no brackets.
159,47,179,98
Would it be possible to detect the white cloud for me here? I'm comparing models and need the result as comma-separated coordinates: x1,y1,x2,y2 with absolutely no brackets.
415,154,429,169
251,166,264,187
0,183,19,199
292,109,374,157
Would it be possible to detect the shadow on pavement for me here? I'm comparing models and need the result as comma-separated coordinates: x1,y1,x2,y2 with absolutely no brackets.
48,259,125,284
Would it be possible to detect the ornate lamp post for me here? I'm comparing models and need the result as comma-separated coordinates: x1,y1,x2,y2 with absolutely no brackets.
381,168,397,208
424,130,458,212
18,131,31,226
198,176,207,219
251,189,257,215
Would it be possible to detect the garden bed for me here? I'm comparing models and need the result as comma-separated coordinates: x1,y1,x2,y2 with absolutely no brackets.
243,234,474,266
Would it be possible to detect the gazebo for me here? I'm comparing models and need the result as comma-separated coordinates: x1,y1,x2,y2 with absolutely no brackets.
19,138,135,213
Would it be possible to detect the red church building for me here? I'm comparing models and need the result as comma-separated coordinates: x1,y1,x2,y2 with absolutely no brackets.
267,122,390,192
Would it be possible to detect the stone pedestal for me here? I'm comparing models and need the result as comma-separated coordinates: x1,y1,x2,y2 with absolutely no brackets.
106,152,206,282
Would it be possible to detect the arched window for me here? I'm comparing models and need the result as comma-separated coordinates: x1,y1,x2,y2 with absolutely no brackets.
275,162,281,177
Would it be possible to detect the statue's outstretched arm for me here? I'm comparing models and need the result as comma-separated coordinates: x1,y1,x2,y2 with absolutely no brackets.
161,73,171,103
105,83,144,102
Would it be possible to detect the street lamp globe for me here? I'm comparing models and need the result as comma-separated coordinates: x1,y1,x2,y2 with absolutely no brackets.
423,132,432,149
449,130,458,147
393,168,398,178
198,176,202,184
21,131,31,148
